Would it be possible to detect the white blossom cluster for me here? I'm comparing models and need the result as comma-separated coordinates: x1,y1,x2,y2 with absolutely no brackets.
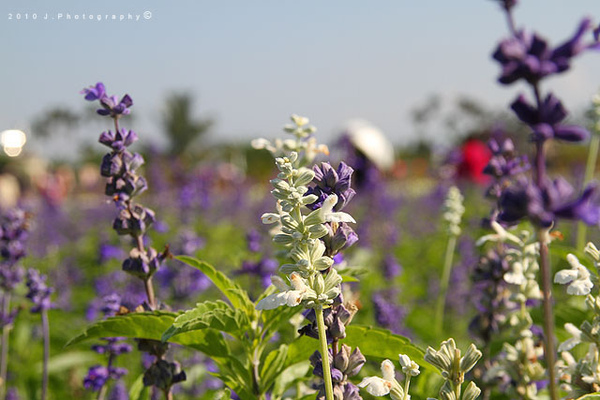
254,116,350,311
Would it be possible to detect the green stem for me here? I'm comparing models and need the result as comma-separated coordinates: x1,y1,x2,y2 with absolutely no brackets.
538,231,558,400
403,376,411,400
315,306,334,400
41,310,49,400
435,234,457,337
0,293,11,400
576,134,600,251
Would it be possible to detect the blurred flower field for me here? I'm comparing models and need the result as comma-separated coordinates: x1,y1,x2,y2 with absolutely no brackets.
3,1,600,400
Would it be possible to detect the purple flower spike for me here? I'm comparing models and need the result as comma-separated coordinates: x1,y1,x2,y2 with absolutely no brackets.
81,82,106,101
493,18,600,85
511,93,589,143
25,269,53,313
84,365,109,391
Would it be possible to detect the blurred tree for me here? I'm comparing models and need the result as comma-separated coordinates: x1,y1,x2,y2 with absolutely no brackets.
162,93,213,156
32,108,80,138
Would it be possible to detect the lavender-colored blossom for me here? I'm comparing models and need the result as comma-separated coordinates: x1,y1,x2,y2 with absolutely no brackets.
372,289,409,337
484,137,530,199
81,82,106,101
5,388,19,400
320,222,359,257
246,229,262,253
310,345,365,400
299,295,355,343
83,365,110,391
382,254,402,280
498,177,600,227
107,381,128,400
469,249,512,343
493,18,600,85
306,162,356,211
25,269,53,313
92,337,133,356
511,93,589,143
0,208,28,291
99,243,126,264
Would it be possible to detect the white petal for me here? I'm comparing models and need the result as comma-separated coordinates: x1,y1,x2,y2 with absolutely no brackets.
270,275,289,292
289,272,307,291
256,292,290,310
358,377,392,396
566,253,582,268
321,194,338,214
325,211,356,223
554,269,578,284
284,290,305,307
567,279,593,295
381,359,396,382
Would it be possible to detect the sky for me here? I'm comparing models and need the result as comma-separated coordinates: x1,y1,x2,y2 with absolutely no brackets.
2,0,600,159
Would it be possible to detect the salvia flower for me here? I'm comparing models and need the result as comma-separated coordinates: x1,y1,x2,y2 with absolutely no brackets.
0,208,28,291
25,269,53,313
358,354,419,400
493,18,600,85
83,365,127,391
442,186,465,236
498,177,600,227
306,162,357,212
311,345,365,400
554,253,594,295
511,93,590,143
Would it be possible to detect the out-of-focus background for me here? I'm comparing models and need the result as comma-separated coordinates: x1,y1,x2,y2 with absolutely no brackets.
2,0,600,160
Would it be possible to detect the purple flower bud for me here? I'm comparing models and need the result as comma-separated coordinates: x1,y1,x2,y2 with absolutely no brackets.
122,247,160,279
25,269,53,313
84,365,110,391
81,82,106,102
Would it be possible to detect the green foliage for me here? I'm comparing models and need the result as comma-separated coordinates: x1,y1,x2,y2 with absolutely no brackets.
66,311,230,358
162,300,250,341
176,256,255,316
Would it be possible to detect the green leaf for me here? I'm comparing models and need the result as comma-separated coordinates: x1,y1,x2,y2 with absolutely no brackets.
260,344,288,391
344,325,428,369
66,311,229,358
177,256,254,314
287,325,429,370
162,300,250,342
129,373,150,400
271,361,311,397
576,394,600,400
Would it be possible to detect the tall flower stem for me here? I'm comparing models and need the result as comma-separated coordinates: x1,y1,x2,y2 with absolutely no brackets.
0,293,10,400
538,233,558,400
435,234,457,337
532,85,558,400
576,134,600,250
315,305,334,400
41,309,49,400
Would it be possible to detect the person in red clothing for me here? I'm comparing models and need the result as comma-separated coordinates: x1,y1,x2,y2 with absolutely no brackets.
457,137,492,184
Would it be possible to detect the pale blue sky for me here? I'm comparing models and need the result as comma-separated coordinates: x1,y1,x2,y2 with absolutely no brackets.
2,0,600,158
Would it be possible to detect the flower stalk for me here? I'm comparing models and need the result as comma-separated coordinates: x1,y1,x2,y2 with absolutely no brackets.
315,306,334,400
